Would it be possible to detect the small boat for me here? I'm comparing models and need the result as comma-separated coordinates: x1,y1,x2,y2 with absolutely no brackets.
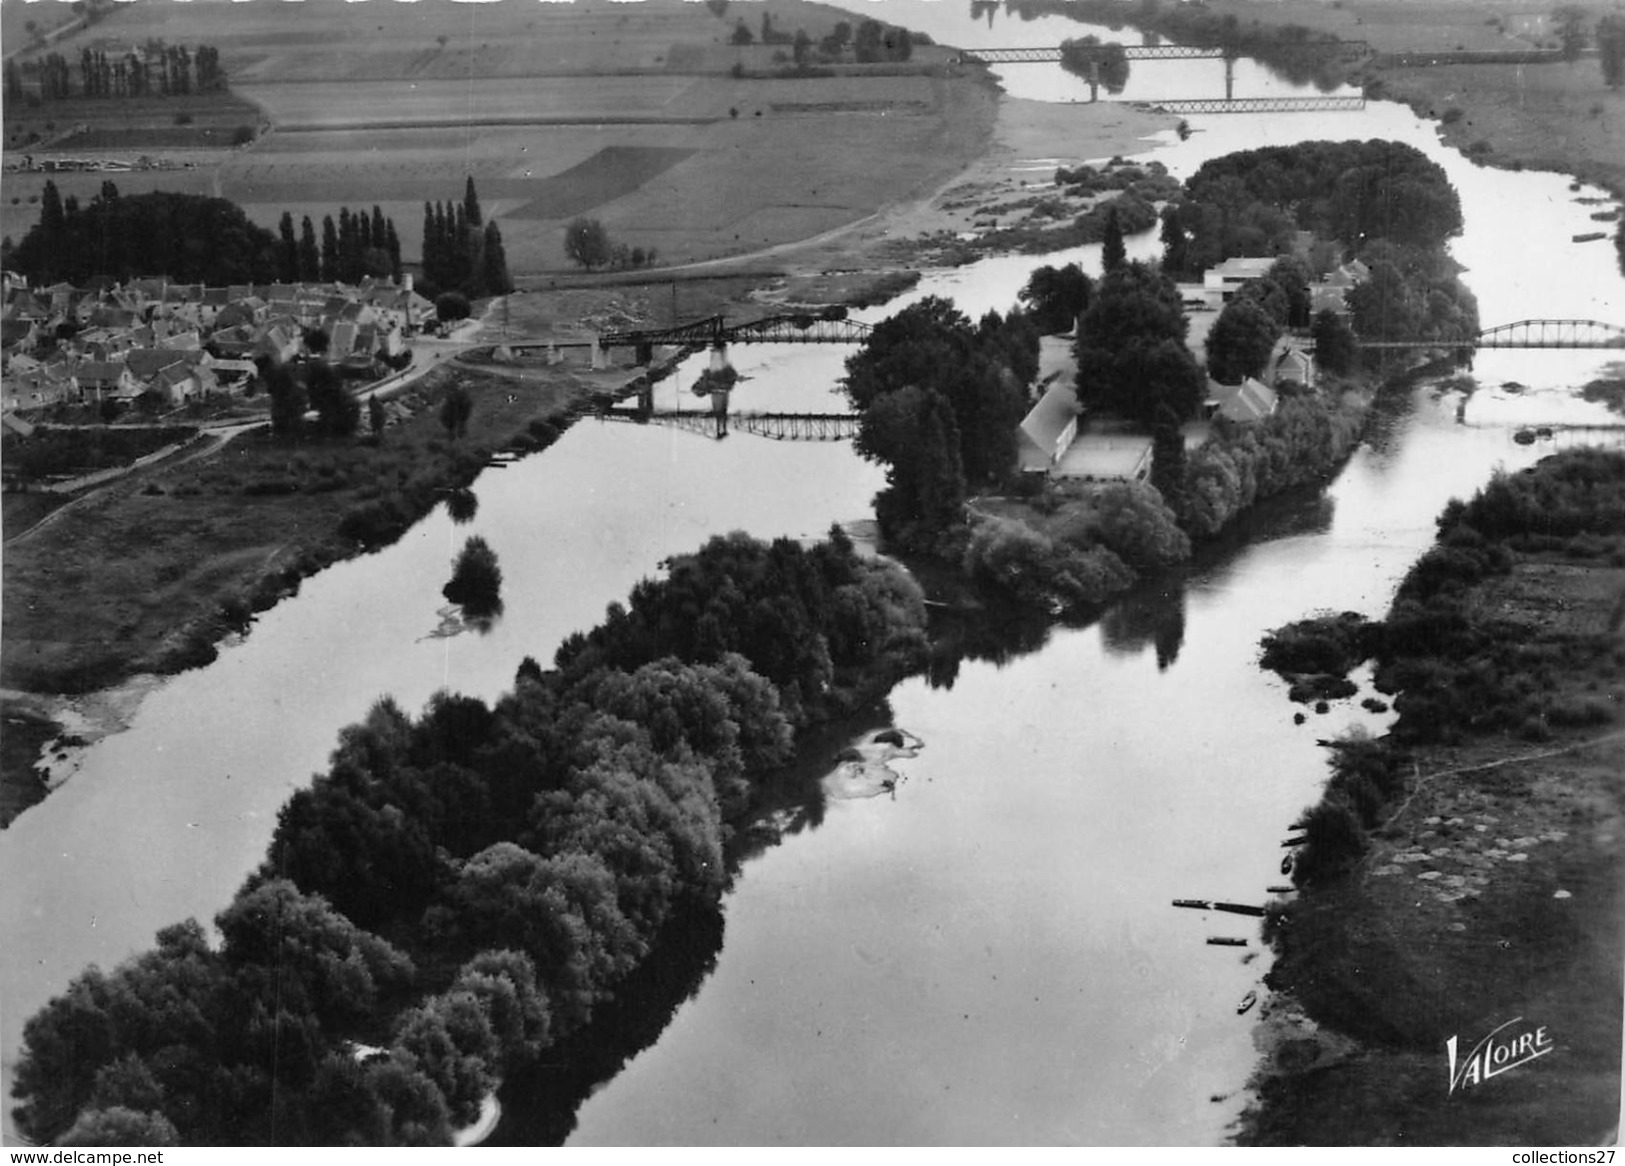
1281,836,1306,848
1207,936,1249,947
1266,885,1295,894
1280,853,1294,875
1573,231,1607,243
1172,899,1211,910
1237,990,1259,1015
1212,902,1267,917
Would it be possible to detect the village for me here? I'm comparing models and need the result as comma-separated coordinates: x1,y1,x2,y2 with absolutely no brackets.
0,272,439,425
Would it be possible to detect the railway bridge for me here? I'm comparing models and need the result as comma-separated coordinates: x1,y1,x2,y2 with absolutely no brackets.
597,407,859,442
1357,319,1625,351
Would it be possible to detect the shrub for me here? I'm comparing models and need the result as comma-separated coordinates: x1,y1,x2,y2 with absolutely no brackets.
1292,797,1367,886
444,535,502,617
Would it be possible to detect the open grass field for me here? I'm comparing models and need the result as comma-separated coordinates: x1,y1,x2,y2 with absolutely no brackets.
2,0,997,275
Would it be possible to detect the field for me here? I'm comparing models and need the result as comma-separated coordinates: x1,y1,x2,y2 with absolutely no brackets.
2,0,997,274
1200,0,1625,198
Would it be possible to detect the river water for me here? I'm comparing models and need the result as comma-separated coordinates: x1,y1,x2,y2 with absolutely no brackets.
2,1,1621,1146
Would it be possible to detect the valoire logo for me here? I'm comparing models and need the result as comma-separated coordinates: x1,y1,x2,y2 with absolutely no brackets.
1447,1017,1554,1095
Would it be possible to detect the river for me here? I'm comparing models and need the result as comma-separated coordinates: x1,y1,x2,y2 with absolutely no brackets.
2,0,1621,1146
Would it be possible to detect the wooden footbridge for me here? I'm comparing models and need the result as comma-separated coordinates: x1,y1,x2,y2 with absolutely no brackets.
1358,319,1625,351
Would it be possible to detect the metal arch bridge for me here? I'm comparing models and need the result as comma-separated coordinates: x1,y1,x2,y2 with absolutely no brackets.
955,40,1368,64
599,312,873,350
598,408,860,442
1357,319,1625,351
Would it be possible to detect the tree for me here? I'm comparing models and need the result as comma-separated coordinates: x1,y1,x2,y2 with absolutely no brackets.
444,535,502,616
855,384,966,549
463,176,482,229
1311,308,1359,376
321,215,339,282
298,215,320,282
1206,295,1282,383
435,291,471,326
480,221,512,295
730,19,754,45
439,382,473,439
278,211,299,282
793,28,812,65
1599,14,1625,88
1075,260,1201,424
1553,5,1589,62
306,354,359,438
59,1107,179,1147
564,218,611,269
1101,206,1128,273
1266,255,1313,328
1019,263,1093,334
261,357,306,438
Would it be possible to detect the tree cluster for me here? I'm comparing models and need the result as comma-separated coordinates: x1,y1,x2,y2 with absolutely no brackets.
1204,257,1310,382
278,206,401,285
562,217,657,272
17,41,223,100
1019,262,1093,334
13,531,929,1146
421,179,511,299
1162,140,1464,279
8,184,277,285
844,297,1038,549
1058,37,1131,94
1073,260,1205,427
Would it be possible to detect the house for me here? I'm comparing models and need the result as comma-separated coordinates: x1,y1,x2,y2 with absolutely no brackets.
75,359,140,402
205,357,259,391
1202,256,1277,301
1017,381,1081,474
154,361,217,405
125,347,189,384
1205,376,1278,424
1272,346,1314,389
255,323,300,364
3,365,74,411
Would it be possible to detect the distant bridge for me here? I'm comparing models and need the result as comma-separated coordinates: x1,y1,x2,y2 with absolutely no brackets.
1358,319,1625,350
1137,95,1365,114
599,407,859,441
956,40,1368,65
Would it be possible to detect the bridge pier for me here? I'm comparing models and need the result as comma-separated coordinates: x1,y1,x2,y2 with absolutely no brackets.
590,336,606,370
1225,54,1234,101
709,344,730,372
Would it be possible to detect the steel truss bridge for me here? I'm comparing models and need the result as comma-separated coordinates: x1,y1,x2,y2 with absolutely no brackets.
1357,319,1625,351
956,40,1367,64
599,408,859,441
599,313,873,350
1139,95,1365,114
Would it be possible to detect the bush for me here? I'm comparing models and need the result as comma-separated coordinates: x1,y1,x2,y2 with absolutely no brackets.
444,535,502,617
1292,797,1367,886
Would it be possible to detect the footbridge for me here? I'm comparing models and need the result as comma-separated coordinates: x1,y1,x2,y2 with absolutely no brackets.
598,407,859,441
1138,95,1365,114
1357,319,1625,351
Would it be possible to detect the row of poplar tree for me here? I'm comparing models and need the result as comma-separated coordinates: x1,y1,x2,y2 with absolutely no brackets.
421,177,513,298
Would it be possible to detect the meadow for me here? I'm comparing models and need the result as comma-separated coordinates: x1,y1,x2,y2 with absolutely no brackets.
1,0,996,274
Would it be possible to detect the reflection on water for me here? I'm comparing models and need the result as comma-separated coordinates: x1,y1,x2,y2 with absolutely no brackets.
484,902,727,1148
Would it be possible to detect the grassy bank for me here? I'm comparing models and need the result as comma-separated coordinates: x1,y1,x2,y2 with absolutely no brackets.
0,359,597,826
1245,449,1625,1145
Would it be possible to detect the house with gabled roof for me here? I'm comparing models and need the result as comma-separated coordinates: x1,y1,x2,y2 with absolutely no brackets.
74,359,140,402
1205,376,1278,425
1017,380,1081,474
1272,345,1314,389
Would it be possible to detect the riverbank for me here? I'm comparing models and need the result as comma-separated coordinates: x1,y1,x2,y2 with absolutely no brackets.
0,360,599,826
1240,449,1625,1144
